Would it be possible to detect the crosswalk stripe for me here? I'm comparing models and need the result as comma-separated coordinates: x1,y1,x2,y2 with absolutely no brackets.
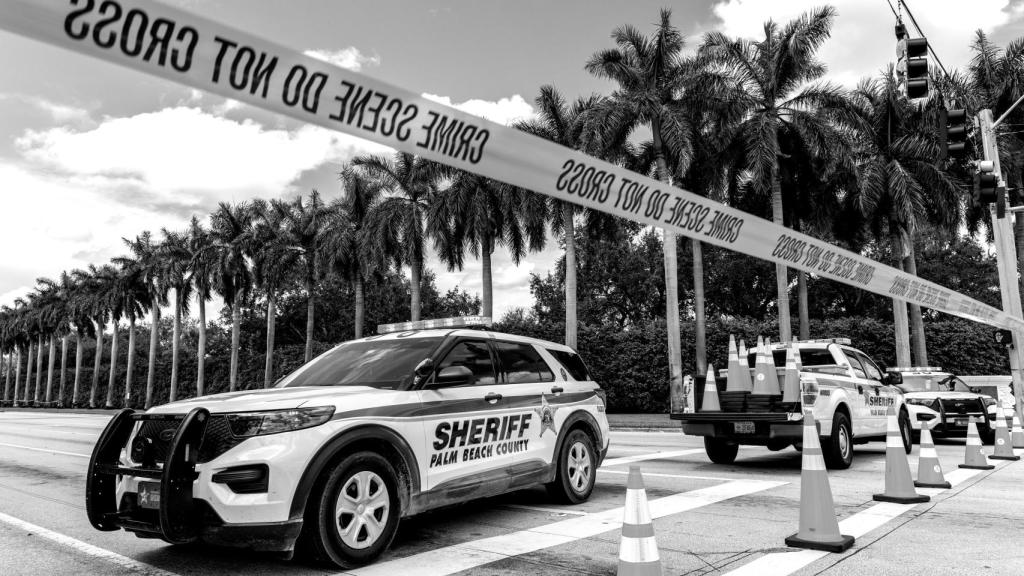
600,448,704,467
344,479,785,576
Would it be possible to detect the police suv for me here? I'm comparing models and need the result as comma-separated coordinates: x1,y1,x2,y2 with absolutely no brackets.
85,317,610,568
895,367,1000,444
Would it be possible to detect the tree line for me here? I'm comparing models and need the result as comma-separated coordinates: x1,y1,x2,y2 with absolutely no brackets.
2,7,1023,409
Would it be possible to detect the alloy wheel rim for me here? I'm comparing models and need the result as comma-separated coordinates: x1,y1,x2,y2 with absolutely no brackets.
567,441,591,493
335,470,390,549
839,426,850,459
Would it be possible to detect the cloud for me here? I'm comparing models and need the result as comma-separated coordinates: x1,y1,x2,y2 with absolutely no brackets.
709,0,1024,86
304,47,382,71
0,93,94,125
422,93,535,125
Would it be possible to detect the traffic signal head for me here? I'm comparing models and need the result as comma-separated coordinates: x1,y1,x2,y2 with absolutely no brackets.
995,328,1014,348
940,108,967,160
897,38,929,99
973,160,998,207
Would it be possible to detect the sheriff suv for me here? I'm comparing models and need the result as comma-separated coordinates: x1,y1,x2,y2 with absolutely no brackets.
894,367,999,444
85,317,609,568
672,339,911,469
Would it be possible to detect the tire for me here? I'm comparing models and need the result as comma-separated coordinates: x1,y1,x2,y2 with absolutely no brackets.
546,428,597,504
704,437,738,464
898,410,913,454
822,412,853,470
305,451,401,568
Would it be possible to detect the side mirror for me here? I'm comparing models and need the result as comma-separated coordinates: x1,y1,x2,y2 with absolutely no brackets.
431,365,474,388
885,371,903,386
413,358,434,386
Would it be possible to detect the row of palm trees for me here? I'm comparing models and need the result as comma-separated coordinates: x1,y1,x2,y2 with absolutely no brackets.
2,7,1022,410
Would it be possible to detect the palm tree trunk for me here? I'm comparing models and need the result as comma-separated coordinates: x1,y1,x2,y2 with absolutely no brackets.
45,335,56,404
410,253,422,322
229,304,240,392
58,334,69,407
73,332,83,407
481,235,493,317
903,231,927,366
145,306,159,409
124,317,136,406
563,202,578,349
2,350,10,403
170,289,181,402
305,268,315,363
354,276,365,339
771,175,792,342
24,342,32,404
650,120,684,414
13,345,22,406
105,322,119,408
197,296,206,396
797,272,810,340
264,295,276,388
90,325,103,408
34,334,43,403
691,239,707,377
890,226,912,367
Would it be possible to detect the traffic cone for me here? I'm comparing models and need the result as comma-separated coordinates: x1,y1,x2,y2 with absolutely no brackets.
784,411,855,553
752,342,781,395
738,340,751,382
756,335,764,352
990,406,1020,461
726,335,752,392
700,364,720,412
618,467,661,576
914,422,951,489
1011,410,1024,449
959,418,994,470
782,344,801,403
873,405,929,504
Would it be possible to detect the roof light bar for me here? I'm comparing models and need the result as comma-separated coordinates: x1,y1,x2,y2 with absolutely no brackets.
887,366,944,373
784,338,852,346
376,316,493,335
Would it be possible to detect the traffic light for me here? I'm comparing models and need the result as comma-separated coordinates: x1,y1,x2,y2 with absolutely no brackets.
973,160,998,206
940,108,967,160
897,36,929,99
995,328,1014,348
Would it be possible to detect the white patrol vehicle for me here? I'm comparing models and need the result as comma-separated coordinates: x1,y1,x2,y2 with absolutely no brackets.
672,339,911,469
85,317,610,568
893,367,999,445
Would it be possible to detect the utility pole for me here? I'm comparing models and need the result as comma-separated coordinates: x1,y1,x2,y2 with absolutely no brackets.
978,109,1024,418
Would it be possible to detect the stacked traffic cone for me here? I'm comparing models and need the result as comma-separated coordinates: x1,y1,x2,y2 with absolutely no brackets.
700,364,720,412
726,335,753,392
914,422,951,489
958,418,994,470
873,405,929,504
782,345,801,403
990,406,1019,461
618,467,661,576
1011,409,1024,449
752,342,781,395
784,411,855,553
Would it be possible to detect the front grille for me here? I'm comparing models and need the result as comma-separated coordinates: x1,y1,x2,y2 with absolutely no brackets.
940,398,983,416
135,415,245,464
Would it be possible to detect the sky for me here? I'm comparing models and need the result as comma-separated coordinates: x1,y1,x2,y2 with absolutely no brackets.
1,0,1023,324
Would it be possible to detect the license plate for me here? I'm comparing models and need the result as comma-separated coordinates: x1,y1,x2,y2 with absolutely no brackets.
953,418,968,426
137,482,161,510
734,421,755,434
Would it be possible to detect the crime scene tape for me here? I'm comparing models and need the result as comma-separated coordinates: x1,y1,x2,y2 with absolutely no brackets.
3,0,1022,331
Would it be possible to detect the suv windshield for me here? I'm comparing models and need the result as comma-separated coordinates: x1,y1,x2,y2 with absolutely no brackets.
278,336,443,389
898,374,955,393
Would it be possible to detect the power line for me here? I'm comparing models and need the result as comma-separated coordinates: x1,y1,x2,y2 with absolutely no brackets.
884,0,899,20
899,0,951,77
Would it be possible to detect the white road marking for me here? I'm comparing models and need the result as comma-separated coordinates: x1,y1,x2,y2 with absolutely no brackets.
722,467,987,576
0,511,179,576
598,469,738,483
345,479,785,576
498,504,588,516
600,448,704,467
0,442,90,458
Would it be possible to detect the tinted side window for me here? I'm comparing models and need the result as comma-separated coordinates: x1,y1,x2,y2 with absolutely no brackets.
843,350,867,378
853,351,883,381
495,341,554,383
549,349,591,381
435,340,496,386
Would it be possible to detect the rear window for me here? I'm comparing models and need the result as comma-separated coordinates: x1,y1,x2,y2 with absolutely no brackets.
494,341,554,383
548,349,591,381
747,349,836,368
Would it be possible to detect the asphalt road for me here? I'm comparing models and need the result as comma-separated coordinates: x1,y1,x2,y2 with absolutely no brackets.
1,410,1022,576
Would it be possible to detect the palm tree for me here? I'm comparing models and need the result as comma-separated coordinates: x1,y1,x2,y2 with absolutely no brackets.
515,86,604,348
850,73,962,365
250,200,293,388
159,229,194,403
73,265,117,408
118,232,166,408
210,202,255,392
110,262,149,406
699,6,856,342
356,152,448,323
183,217,215,396
584,8,692,399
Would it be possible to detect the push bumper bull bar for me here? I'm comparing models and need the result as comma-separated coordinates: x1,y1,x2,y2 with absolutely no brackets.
86,407,210,544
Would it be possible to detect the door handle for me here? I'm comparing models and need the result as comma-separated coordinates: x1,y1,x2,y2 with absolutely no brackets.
857,385,864,394
551,386,564,395
484,392,503,404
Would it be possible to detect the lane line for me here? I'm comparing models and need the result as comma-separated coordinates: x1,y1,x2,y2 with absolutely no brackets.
498,504,588,516
598,469,739,483
600,448,704,467
722,467,989,576
345,479,785,576
0,511,179,576
0,442,90,458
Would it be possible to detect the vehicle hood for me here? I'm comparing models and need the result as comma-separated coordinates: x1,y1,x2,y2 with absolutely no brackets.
147,386,380,414
904,391,983,401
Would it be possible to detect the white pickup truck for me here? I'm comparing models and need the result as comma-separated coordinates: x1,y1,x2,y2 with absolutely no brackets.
671,339,912,469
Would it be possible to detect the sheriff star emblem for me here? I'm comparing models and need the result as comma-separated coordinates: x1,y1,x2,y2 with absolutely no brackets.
535,393,558,437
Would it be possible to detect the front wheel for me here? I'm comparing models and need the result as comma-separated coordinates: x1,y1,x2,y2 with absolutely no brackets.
704,437,738,464
305,451,401,568
546,429,597,504
822,412,853,469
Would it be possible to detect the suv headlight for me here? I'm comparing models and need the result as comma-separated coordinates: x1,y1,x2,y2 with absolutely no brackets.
226,406,335,438
905,398,938,410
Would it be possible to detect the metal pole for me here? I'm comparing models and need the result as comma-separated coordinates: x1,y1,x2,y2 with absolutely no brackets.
980,109,1024,417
